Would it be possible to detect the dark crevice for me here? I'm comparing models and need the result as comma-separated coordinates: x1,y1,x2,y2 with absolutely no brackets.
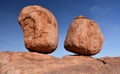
96,59,107,64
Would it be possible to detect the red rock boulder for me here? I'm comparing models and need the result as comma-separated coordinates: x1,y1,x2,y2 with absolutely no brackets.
18,5,58,53
64,15,104,55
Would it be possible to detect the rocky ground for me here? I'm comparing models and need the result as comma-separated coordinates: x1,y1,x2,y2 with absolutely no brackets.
0,52,120,74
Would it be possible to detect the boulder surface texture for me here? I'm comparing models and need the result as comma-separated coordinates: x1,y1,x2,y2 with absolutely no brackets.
18,5,58,54
64,15,104,55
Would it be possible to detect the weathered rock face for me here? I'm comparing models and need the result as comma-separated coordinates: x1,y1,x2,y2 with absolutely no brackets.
18,5,58,53
64,15,104,55
0,52,120,74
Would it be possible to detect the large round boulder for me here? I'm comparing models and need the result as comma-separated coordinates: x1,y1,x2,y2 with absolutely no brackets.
18,5,58,53
64,15,104,55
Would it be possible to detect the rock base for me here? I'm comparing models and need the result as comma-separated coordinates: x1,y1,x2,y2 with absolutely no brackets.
0,52,120,74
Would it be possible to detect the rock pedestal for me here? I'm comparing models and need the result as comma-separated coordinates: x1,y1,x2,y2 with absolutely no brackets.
0,52,120,74
64,15,104,55
18,5,58,53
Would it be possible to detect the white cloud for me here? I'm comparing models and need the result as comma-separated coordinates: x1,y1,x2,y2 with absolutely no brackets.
90,5,112,20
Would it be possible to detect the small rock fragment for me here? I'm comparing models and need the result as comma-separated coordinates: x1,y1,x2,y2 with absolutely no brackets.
64,15,104,55
18,5,58,53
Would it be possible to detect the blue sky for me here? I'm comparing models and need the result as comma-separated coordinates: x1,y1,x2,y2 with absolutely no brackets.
0,0,120,58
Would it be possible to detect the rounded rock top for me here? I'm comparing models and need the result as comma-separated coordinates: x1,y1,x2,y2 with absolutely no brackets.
75,15,87,19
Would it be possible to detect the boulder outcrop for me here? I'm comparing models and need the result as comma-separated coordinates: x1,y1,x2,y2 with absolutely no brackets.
0,52,119,74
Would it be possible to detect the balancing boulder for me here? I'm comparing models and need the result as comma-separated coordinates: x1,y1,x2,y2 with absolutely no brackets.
64,15,104,55
18,5,58,53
